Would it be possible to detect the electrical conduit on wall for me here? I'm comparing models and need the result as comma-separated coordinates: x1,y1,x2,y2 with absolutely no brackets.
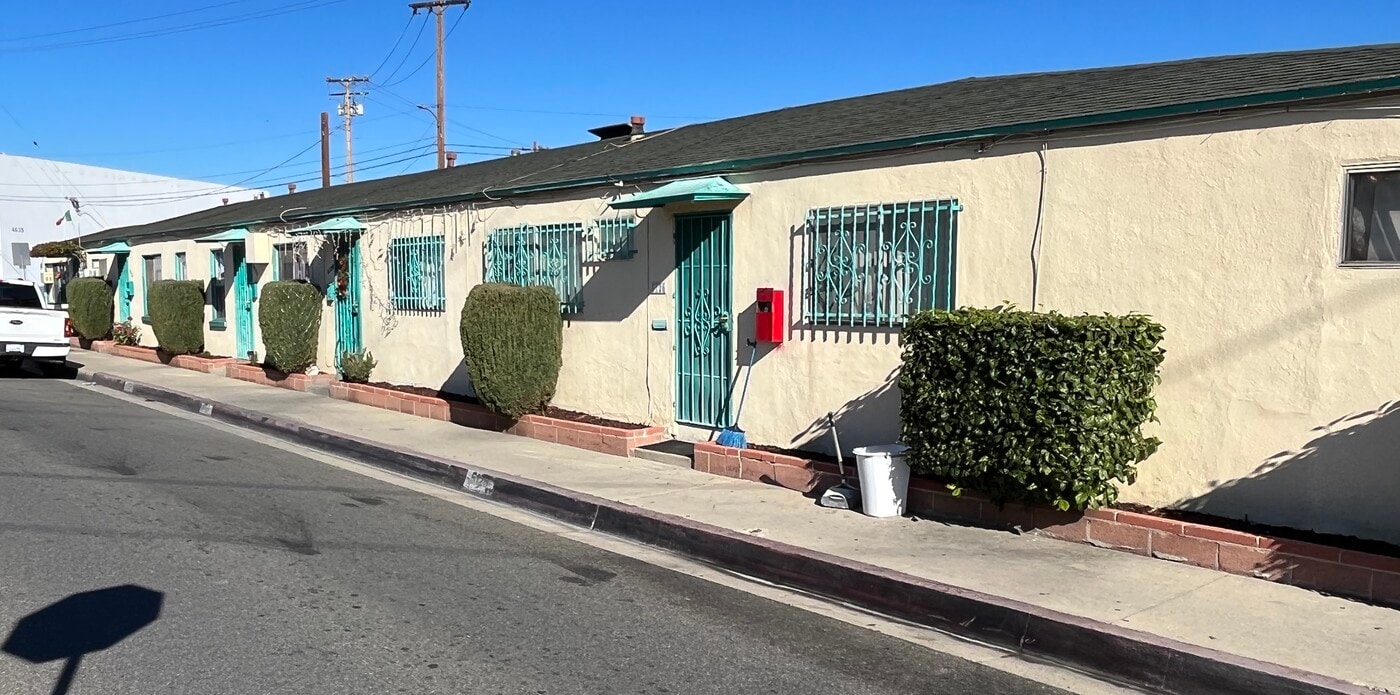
1030,142,1048,310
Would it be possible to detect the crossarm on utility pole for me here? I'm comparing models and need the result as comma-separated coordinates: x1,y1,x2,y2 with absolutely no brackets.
408,0,471,169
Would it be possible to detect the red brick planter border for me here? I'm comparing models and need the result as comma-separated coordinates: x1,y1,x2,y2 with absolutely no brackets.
107,344,162,363
329,382,667,458
695,441,1400,608
225,363,336,392
81,341,239,375
71,337,115,353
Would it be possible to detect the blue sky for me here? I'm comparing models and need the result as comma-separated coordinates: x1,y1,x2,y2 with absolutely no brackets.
1,0,1396,192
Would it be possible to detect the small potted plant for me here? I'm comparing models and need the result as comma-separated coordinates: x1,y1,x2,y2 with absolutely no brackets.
339,349,376,384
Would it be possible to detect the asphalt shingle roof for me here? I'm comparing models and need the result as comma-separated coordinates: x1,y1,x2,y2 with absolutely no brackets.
87,43,1400,243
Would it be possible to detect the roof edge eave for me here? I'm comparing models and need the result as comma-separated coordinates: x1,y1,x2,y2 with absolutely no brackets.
88,75,1400,242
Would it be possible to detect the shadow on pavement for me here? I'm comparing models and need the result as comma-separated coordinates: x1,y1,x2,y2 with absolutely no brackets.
0,361,81,380
2,585,164,695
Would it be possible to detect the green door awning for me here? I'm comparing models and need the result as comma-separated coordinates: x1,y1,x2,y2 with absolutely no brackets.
87,240,131,254
608,177,749,209
286,216,366,235
195,228,250,243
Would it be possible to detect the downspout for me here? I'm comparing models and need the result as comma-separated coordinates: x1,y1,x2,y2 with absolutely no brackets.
1030,142,1048,310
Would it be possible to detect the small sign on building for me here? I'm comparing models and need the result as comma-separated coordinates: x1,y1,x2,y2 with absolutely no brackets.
10,243,30,269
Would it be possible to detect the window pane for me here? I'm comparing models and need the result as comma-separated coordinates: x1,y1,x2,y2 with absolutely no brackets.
805,200,959,326
0,283,42,309
209,250,226,320
485,224,584,313
387,236,445,311
1347,171,1400,263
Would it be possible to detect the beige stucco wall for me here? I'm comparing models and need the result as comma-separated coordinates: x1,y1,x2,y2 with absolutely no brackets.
109,100,1400,543
715,103,1400,543
97,238,248,359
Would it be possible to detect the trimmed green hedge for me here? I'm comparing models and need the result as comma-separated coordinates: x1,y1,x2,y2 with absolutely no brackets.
460,283,562,418
900,307,1166,510
259,281,323,373
149,280,206,355
66,277,115,340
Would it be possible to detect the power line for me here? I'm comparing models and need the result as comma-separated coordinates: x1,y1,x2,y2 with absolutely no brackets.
381,7,466,89
0,0,256,43
0,140,472,205
34,111,408,160
368,14,417,79
87,149,474,207
0,136,516,190
446,103,716,121
0,0,350,54
378,14,430,85
370,79,524,147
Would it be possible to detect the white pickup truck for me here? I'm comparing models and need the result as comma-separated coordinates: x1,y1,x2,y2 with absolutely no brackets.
0,280,71,372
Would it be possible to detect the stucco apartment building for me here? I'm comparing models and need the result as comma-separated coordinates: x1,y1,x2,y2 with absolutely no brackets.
77,44,1400,544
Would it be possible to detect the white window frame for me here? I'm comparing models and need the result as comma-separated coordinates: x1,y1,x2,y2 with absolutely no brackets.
273,242,309,281
1339,162,1400,268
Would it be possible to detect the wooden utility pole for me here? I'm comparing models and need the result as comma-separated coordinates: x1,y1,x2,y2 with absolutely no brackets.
408,0,471,169
326,76,370,182
319,111,331,188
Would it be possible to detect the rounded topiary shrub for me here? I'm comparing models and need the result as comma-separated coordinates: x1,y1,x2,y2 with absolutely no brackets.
460,283,563,418
66,277,115,340
259,281,323,373
149,279,206,356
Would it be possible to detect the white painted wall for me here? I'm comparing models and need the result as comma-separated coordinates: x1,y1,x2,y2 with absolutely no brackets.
0,154,264,283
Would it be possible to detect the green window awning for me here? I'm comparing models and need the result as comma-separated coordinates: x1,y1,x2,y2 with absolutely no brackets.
87,240,131,254
195,228,250,244
286,216,366,235
608,176,749,209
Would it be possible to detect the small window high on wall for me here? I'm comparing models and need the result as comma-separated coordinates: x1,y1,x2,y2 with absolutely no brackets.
1344,169,1400,265
804,199,959,326
273,242,308,281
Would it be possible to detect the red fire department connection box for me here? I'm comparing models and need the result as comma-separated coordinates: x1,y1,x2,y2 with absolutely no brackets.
755,288,784,344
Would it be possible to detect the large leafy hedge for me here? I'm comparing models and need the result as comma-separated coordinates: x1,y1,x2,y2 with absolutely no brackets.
259,281,323,373
149,280,206,355
66,277,115,340
900,306,1166,510
460,283,563,418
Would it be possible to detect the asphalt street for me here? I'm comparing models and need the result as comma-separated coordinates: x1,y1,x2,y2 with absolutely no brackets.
0,375,1074,694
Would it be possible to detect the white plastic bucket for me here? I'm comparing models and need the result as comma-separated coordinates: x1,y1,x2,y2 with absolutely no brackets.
852,444,911,518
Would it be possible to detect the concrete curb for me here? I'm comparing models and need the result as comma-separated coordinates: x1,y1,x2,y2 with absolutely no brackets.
80,369,1369,695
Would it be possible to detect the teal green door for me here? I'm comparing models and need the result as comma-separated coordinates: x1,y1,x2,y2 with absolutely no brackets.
114,255,133,321
674,213,733,427
231,245,256,360
333,235,363,367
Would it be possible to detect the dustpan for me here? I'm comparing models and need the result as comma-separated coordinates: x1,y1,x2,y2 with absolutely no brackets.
818,412,861,510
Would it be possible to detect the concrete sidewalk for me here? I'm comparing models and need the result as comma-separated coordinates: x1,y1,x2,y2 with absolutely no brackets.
65,350,1398,694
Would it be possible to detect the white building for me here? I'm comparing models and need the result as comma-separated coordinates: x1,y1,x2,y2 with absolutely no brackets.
0,154,263,295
